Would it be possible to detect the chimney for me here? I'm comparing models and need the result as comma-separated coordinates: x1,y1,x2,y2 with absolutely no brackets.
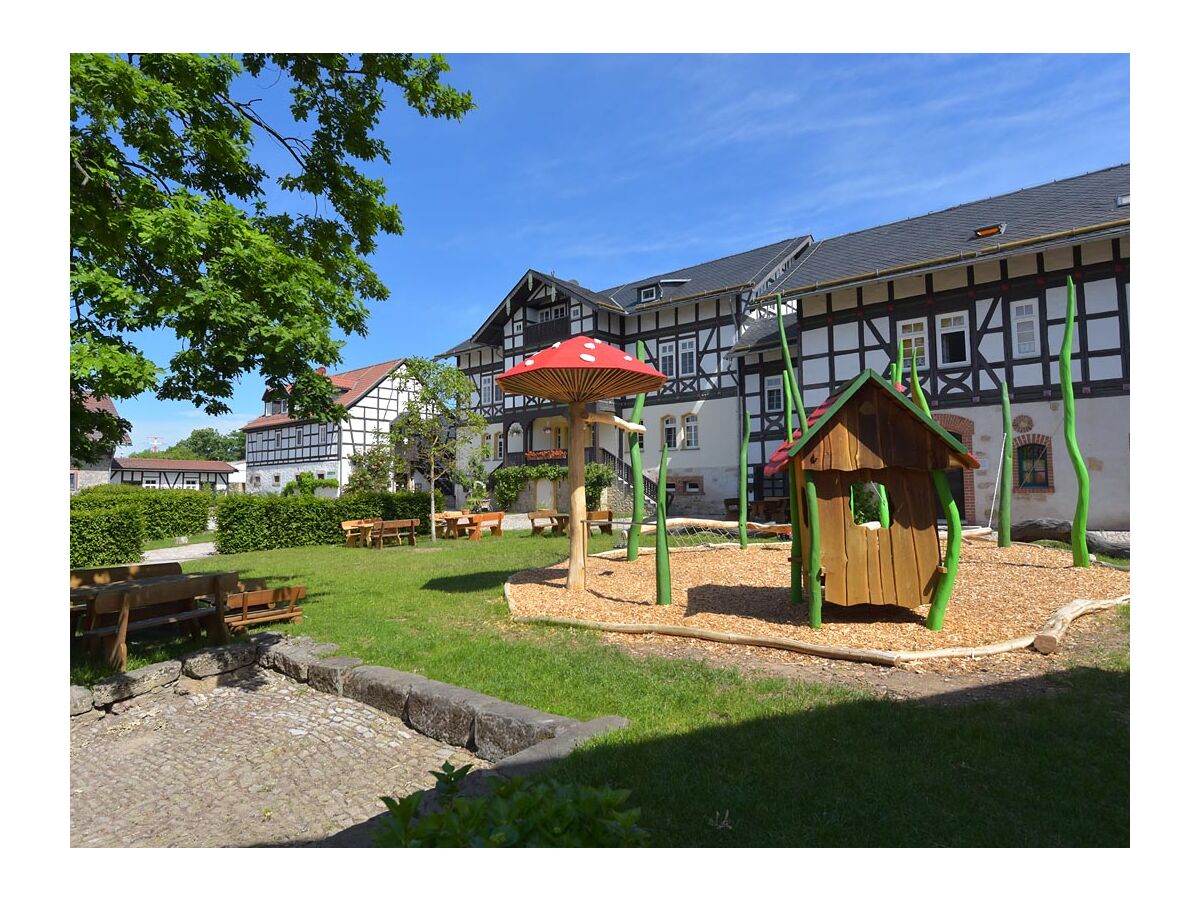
316,367,327,376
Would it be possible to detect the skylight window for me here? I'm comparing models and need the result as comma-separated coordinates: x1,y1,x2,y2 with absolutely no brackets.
1116,194,1130,208
972,222,1007,239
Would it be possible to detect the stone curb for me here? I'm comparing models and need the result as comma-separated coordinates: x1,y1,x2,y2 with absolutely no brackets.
73,631,629,789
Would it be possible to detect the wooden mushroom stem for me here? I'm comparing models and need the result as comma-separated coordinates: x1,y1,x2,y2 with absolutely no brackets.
567,401,588,591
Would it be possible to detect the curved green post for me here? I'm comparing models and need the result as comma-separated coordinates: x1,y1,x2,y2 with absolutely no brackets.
875,355,902,529
1061,277,1091,567
782,368,803,606
655,444,671,605
627,341,648,561
910,346,961,631
998,380,1013,548
738,408,749,549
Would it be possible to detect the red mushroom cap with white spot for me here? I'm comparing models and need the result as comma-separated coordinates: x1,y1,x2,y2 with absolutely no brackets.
496,334,667,403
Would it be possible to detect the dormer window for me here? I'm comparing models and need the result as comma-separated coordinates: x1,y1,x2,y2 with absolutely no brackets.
266,399,287,416
537,305,566,323
639,286,657,302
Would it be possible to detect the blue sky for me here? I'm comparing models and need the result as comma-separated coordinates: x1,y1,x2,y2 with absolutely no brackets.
120,53,1129,452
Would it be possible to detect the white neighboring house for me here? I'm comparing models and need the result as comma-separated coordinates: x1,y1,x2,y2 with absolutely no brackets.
230,460,247,492
110,457,238,490
241,359,414,495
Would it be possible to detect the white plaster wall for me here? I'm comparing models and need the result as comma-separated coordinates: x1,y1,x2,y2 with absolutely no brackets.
947,395,1129,530
245,460,345,494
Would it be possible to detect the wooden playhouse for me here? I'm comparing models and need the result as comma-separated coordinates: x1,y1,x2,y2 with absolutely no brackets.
765,370,980,610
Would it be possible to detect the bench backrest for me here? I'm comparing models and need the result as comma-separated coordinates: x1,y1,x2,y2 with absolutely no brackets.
382,518,419,528
230,585,306,612
587,510,613,521
71,562,183,588
531,508,557,520
92,572,240,615
469,511,504,524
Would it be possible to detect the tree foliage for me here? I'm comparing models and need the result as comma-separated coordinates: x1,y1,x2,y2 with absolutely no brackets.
345,437,397,494
391,358,486,536
129,427,245,461
281,470,340,496
70,53,474,462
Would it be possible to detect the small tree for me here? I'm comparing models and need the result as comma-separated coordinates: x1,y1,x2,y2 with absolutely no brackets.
392,358,486,541
346,437,396,494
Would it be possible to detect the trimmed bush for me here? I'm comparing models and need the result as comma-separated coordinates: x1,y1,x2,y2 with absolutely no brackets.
70,503,146,568
215,490,443,554
71,485,211,540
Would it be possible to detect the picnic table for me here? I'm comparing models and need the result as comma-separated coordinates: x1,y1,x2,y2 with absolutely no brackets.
73,571,238,671
433,511,469,539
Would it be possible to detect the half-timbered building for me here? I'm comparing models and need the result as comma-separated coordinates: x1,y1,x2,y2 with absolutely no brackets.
241,359,414,494
443,164,1130,528
110,457,238,490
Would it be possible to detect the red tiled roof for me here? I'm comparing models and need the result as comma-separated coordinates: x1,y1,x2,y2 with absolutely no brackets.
242,358,405,431
81,394,131,444
112,458,237,473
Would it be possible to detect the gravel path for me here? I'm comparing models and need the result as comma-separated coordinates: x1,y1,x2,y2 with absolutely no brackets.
70,668,484,847
142,541,218,564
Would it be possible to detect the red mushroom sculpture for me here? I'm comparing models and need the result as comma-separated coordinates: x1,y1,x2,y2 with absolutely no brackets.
497,335,667,590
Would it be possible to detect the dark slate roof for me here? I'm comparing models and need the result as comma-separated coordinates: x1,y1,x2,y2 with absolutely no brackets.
733,164,1130,355
601,236,810,309
535,270,625,313
768,164,1129,297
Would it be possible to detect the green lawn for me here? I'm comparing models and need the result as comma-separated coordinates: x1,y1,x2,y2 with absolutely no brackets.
1033,539,1129,569
141,530,218,552
74,532,1129,846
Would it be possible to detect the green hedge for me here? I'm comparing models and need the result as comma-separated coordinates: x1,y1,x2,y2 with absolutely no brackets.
71,485,212,540
70,503,146,568
215,491,443,554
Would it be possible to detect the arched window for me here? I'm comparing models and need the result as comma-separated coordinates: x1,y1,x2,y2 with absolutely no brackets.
662,415,678,449
1014,434,1053,492
682,414,699,449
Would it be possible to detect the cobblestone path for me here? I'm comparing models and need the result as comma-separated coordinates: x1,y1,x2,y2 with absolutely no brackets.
70,668,485,847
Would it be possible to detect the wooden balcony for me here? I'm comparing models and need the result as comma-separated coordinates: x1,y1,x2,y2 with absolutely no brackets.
523,317,572,347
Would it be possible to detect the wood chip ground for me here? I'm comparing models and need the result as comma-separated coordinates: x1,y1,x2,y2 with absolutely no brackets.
507,542,1129,656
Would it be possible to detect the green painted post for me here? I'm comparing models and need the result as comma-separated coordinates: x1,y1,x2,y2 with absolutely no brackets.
909,345,961,632
1061,276,1091,567
655,444,671,605
875,355,902,529
998,380,1013,548
738,408,749,549
782,368,803,606
803,470,822,629
627,341,648,561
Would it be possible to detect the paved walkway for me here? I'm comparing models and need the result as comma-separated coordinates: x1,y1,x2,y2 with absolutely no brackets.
70,668,485,847
142,540,218,564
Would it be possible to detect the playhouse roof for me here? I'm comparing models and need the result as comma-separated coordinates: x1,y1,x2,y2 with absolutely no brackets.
764,370,980,475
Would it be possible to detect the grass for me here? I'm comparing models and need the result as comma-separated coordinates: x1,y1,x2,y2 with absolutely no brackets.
141,530,217,552
1032,539,1129,568
73,531,1129,846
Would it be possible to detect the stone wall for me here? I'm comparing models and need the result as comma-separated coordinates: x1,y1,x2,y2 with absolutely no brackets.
71,635,627,775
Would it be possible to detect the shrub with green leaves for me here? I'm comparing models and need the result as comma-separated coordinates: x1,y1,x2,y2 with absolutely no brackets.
71,485,211,540
375,763,648,848
490,462,615,511
70,503,146,568
215,490,443,553
281,471,340,496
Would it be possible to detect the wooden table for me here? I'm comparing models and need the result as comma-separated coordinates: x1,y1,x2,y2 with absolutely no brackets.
748,497,790,522
434,513,470,539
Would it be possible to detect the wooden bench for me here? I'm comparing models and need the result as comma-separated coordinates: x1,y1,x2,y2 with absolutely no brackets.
78,572,238,671
225,585,306,631
463,511,504,540
375,518,418,548
529,509,563,536
587,510,614,535
71,563,184,636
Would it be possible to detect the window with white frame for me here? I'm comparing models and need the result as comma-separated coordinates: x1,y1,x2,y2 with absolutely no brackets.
538,305,566,323
481,375,493,406
683,414,699,449
658,342,676,379
662,415,678,449
570,305,580,319
639,286,656,302
898,319,927,369
142,477,158,489
937,313,969,366
513,320,524,335
1012,300,1040,358
494,431,504,459
765,375,784,413
678,337,697,377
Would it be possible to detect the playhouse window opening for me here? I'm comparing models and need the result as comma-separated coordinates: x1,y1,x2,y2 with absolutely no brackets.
849,480,886,526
